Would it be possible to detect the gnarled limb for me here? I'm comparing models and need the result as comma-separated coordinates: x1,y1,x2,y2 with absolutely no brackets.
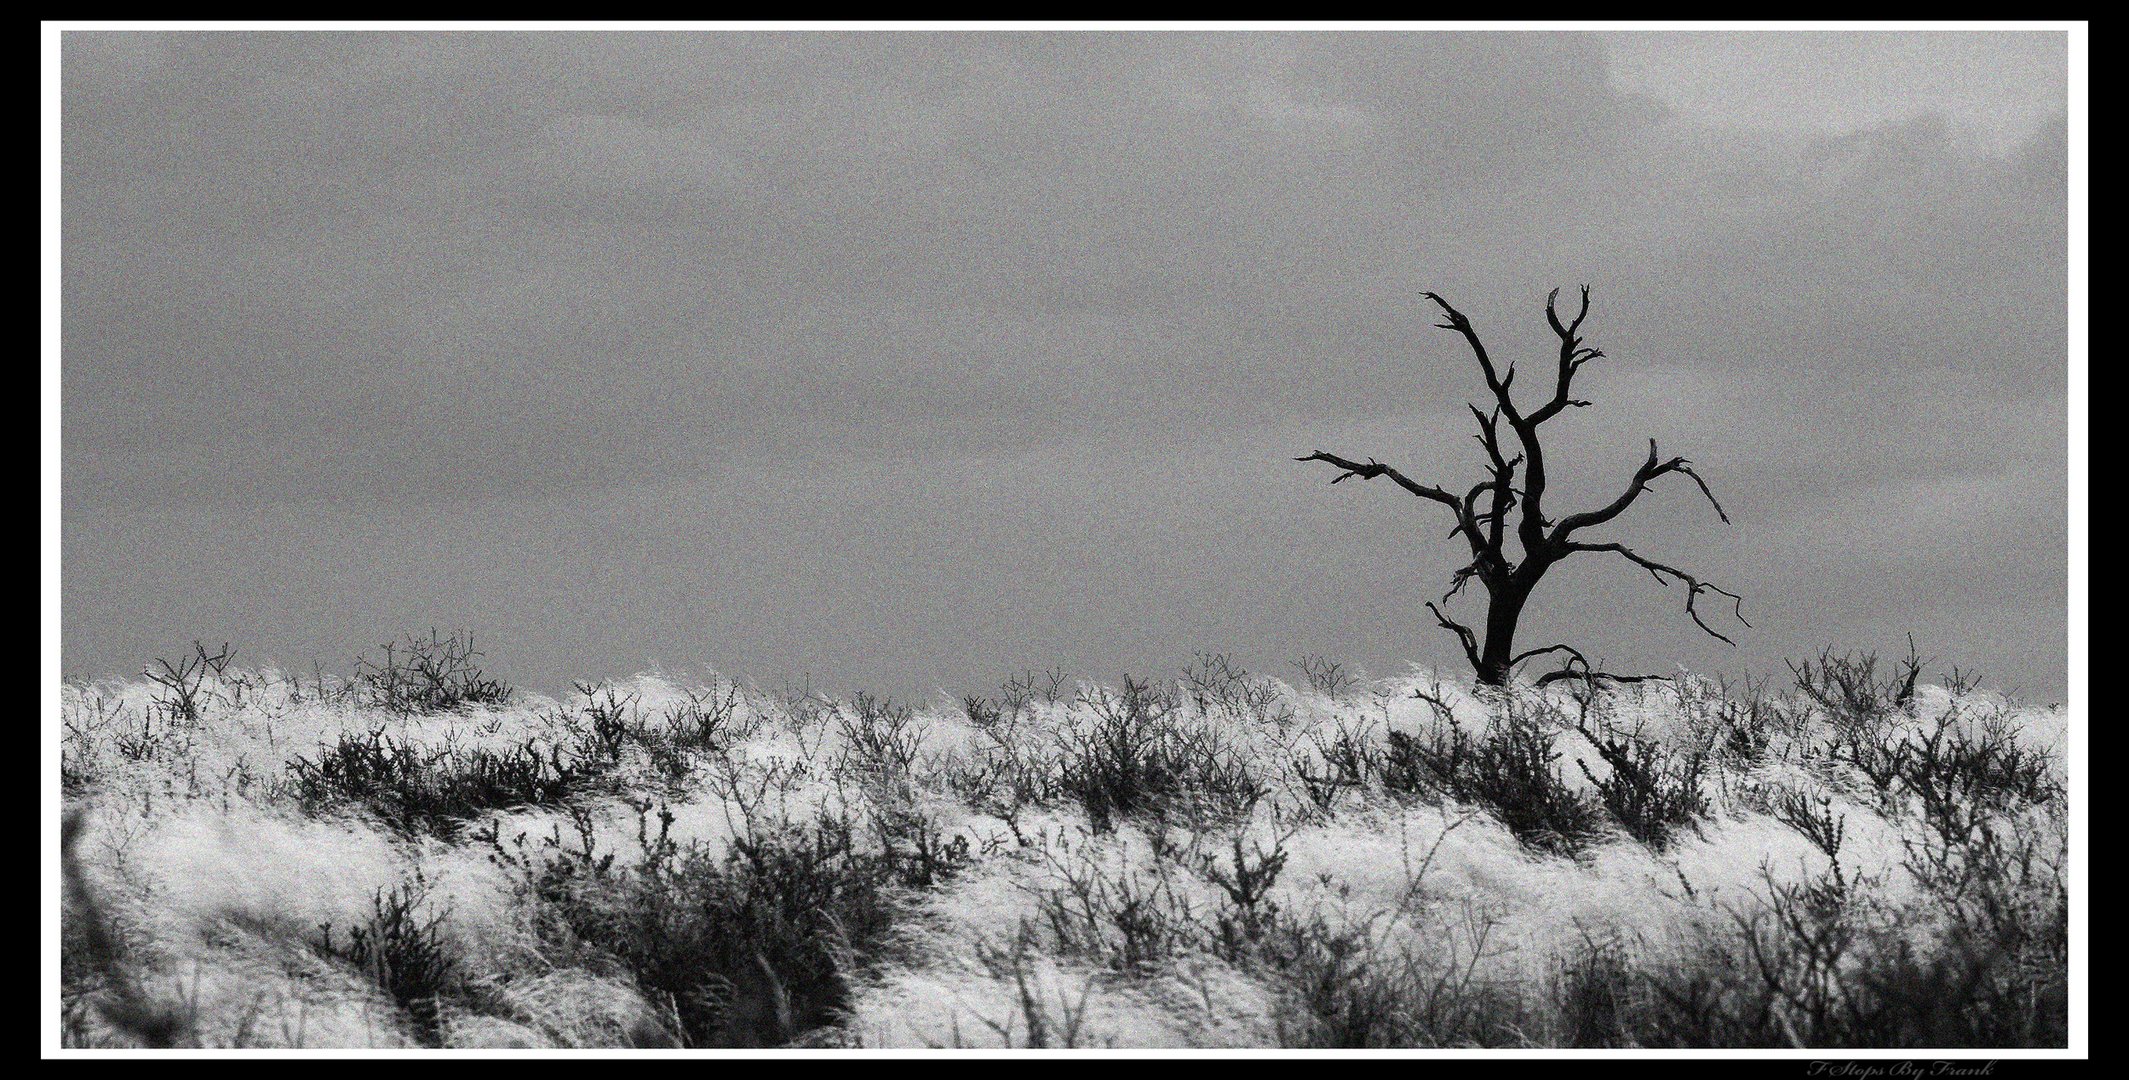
1513,643,1673,688
1468,403,1518,474
1566,540,1750,646
1553,439,1731,542
1467,404,1523,548
1510,641,1589,668
1424,293,1518,419
1425,601,1483,673
1295,451,1458,506
1533,667,1672,688
1461,478,1518,548
1425,291,1559,552
1528,286,1604,426
1298,450,1489,556
1443,558,1484,604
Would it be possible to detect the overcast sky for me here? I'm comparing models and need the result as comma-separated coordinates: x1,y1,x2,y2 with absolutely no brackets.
60,30,2072,701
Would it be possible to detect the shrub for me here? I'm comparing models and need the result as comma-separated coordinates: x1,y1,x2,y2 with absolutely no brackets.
1769,786,1847,863
571,682,643,768
1672,673,1797,766
144,641,235,724
1380,703,1603,857
1789,639,1925,725
1898,706,2059,820
1289,716,1379,817
1291,654,1361,699
557,678,751,789
1032,838,1202,972
1587,854,2072,1048
356,630,512,714
970,923,1096,1047
1725,865,2024,1046
285,728,595,834
1201,835,1290,960
1181,652,1294,727
1056,676,1265,831
997,667,1073,719
1552,929,1636,1047
1257,900,1514,1048
313,878,461,1045
837,693,925,777
638,682,749,784
1570,711,1712,849
489,801,951,1047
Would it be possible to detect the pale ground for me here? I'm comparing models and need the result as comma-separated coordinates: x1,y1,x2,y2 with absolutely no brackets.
58,661,2069,1048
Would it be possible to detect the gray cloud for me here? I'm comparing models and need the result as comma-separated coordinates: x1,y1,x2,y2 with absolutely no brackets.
61,30,2070,698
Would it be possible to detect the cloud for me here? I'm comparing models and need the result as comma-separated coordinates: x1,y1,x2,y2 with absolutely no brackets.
534,113,742,196
1603,30,2067,155
60,31,2071,695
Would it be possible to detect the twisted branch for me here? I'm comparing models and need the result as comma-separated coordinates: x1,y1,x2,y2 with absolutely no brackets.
1424,292,1517,418
1566,541,1750,646
1529,286,1604,425
1426,601,1483,673
1297,450,1488,556
1553,439,1730,542
1513,642,1674,688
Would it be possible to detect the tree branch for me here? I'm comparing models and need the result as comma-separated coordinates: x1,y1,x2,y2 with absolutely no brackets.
1512,642,1673,688
1533,668,1671,688
1468,404,1514,473
1528,285,1604,426
1424,293,1520,424
1295,451,1456,505
1553,439,1732,542
1443,558,1484,604
1461,478,1517,548
1425,601,1483,673
1509,641,1586,668
1426,292,1558,553
1298,450,1490,556
1565,541,1750,646
1467,404,1522,549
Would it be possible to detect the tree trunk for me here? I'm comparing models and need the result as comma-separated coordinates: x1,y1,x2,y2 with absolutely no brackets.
1475,578,1531,686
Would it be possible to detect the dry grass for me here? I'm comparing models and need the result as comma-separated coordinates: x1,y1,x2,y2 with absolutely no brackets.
59,648,2068,1048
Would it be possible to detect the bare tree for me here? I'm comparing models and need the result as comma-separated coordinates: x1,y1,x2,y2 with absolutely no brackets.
1298,287,1746,687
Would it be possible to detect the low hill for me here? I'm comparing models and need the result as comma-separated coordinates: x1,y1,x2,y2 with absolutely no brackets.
58,647,2069,1048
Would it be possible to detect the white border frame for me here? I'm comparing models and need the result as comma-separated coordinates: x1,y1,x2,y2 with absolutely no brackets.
40,18,2090,1060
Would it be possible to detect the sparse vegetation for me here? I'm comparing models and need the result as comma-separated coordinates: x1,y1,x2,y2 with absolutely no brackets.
478,800,932,1047
313,878,461,1044
1377,699,1605,857
356,630,514,714
59,641,2069,1048
284,728,599,835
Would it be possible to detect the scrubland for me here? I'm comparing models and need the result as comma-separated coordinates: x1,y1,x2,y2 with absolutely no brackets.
58,635,2070,1049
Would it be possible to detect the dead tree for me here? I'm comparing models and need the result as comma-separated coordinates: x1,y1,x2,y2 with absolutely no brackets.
1298,288,1746,687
